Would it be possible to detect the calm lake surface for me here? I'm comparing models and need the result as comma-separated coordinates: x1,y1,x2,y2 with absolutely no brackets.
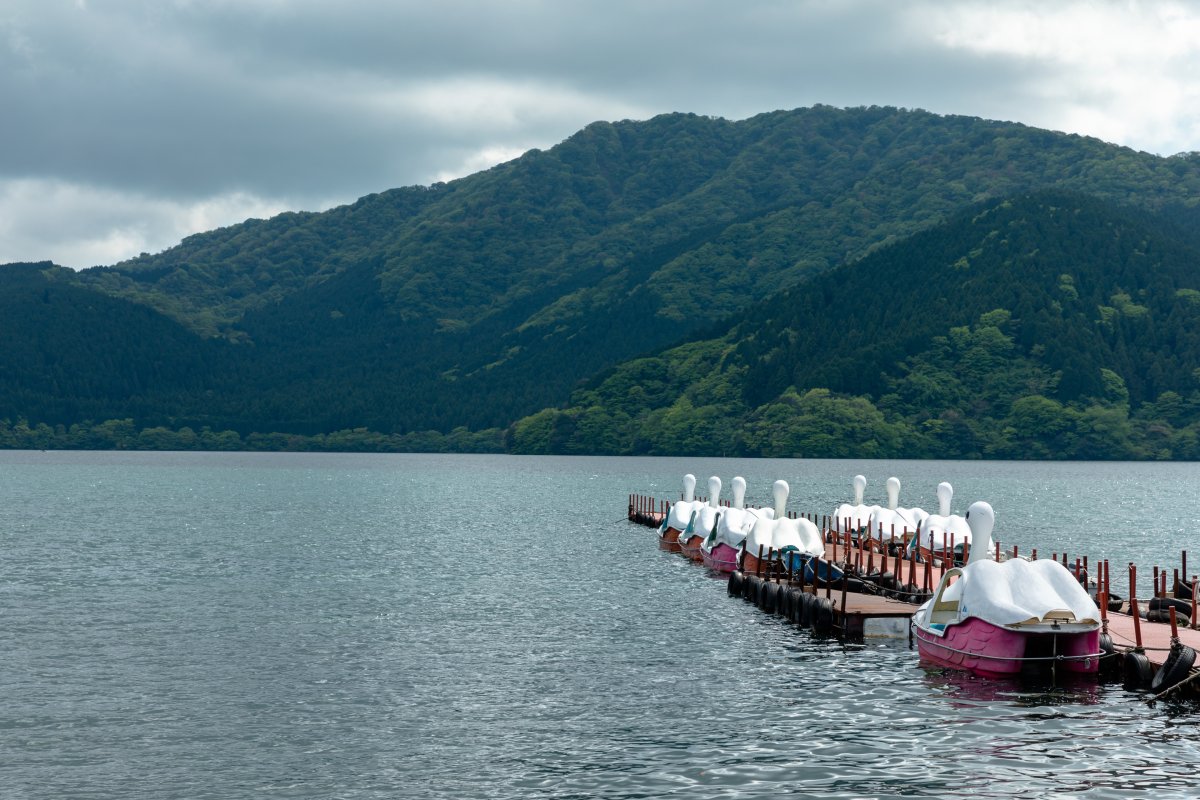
3,451,1199,799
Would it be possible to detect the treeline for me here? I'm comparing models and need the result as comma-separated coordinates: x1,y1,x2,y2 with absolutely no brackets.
505,312,1200,460
0,418,504,454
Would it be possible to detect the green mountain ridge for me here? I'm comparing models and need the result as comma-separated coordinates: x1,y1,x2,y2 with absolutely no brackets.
4,106,1200,454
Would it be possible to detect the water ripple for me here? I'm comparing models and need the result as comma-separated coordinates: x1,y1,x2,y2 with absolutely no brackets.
2,452,1200,799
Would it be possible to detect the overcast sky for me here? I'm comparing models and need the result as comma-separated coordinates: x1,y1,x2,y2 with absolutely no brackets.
2,0,1198,269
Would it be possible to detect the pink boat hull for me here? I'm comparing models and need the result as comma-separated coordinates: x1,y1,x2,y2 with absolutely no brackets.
702,542,740,574
915,617,1099,679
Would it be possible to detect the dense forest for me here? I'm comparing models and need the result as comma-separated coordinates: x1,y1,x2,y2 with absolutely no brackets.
507,192,1200,459
4,106,1200,458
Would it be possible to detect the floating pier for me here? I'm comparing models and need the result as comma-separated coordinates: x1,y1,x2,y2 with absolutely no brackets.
628,491,1200,698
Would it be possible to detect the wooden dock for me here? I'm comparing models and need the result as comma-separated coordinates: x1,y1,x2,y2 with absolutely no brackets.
628,491,1200,695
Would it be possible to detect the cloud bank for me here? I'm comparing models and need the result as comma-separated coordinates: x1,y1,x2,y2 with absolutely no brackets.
2,0,1197,267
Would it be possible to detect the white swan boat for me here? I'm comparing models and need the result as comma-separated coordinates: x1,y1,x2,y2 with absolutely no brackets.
912,501,1102,679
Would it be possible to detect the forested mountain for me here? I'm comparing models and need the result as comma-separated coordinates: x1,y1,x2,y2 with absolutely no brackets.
4,106,1200,454
507,191,1200,459
0,263,223,425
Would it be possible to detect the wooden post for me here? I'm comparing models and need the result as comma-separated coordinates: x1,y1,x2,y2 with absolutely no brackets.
1131,597,1143,648
840,566,849,642
1153,566,1161,598
1169,605,1179,641
756,545,764,577
1099,565,1108,623
1192,576,1198,628
1104,560,1111,612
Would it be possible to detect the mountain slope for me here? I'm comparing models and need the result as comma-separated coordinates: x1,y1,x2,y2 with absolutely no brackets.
9,106,1200,438
0,263,224,427
508,191,1200,459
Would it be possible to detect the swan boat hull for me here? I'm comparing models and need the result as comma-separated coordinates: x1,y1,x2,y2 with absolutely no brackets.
658,527,684,552
913,617,1100,679
678,535,705,562
701,542,740,574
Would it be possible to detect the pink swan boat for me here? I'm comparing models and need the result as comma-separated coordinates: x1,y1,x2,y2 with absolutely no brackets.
912,501,1102,680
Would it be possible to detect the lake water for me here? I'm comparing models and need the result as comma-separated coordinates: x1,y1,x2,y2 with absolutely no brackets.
2,451,1199,799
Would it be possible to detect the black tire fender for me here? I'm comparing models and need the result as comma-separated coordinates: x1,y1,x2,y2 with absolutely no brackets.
1123,651,1154,691
799,592,814,628
813,597,834,633
1151,644,1196,693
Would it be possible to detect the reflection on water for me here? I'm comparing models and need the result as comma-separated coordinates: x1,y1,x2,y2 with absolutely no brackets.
921,666,1102,708
1,451,1200,799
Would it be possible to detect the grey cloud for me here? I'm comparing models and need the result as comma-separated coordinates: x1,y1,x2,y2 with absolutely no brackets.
0,0,1194,267
1,0,1031,201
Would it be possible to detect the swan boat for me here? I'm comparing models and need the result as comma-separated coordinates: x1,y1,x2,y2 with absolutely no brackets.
831,474,876,536
911,501,1102,679
702,476,755,574
679,476,722,562
658,474,701,552
910,481,972,564
867,476,922,549
741,480,831,580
